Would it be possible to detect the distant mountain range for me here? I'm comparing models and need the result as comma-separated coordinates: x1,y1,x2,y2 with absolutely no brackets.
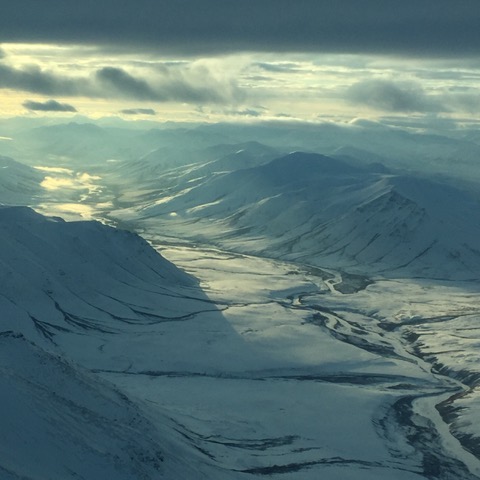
4,118,480,182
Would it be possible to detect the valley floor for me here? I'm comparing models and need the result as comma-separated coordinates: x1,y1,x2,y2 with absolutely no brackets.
100,230,480,479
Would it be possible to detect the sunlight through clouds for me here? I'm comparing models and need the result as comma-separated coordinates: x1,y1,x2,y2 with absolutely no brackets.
0,1,478,129
0,41,479,124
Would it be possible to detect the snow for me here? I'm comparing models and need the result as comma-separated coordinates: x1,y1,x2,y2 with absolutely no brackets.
113,152,480,281
2,120,480,478
0,332,209,480
3,207,478,478
0,156,45,205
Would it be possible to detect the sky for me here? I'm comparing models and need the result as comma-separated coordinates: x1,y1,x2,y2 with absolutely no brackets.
1,0,480,125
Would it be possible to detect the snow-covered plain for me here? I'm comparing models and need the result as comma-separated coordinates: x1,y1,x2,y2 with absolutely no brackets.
2,120,480,478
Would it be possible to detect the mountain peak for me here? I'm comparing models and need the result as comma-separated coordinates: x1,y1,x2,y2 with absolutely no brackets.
255,151,360,186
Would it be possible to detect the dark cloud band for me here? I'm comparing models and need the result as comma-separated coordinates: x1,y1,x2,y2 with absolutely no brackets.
0,64,88,96
120,108,156,115
96,67,157,100
0,61,242,105
23,99,77,112
0,0,479,57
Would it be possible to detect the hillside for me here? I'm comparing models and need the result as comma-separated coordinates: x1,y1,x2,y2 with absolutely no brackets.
0,156,45,205
0,206,227,479
119,152,480,279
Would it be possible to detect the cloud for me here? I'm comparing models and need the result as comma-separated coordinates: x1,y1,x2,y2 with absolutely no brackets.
254,62,302,73
96,65,243,103
225,108,263,117
0,64,89,96
444,92,480,114
346,79,480,115
0,59,243,105
0,1,479,58
120,108,156,115
23,99,77,112
346,79,447,113
96,67,157,100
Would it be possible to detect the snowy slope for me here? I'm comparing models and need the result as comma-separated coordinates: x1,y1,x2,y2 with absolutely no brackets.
122,152,480,279
135,140,277,176
0,332,206,480
0,206,242,479
0,156,45,205
0,206,198,348
109,140,279,188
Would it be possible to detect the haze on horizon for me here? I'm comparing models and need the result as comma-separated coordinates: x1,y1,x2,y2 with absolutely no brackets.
0,0,479,130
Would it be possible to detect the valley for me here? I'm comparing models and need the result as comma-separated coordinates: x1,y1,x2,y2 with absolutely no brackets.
2,3,480,478
107,227,480,479
1,120,480,478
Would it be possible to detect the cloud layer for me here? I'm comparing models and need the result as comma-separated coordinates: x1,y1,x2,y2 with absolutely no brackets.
346,80,446,113
346,79,480,115
23,99,77,112
120,108,156,116
0,64,88,96
1,0,479,57
0,60,243,105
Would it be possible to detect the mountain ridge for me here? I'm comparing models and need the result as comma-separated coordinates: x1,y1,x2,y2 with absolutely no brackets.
125,152,480,280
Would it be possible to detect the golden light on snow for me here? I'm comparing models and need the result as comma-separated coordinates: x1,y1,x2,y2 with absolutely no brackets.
40,176,76,190
36,202,95,220
36,167,101,192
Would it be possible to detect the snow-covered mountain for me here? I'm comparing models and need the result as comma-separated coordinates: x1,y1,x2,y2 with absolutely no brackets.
4,118,480,182
0,206,233,479
14,122,145,165
0,206,197,348
109,140,279,188
0,156,45,205
119,152,480,280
